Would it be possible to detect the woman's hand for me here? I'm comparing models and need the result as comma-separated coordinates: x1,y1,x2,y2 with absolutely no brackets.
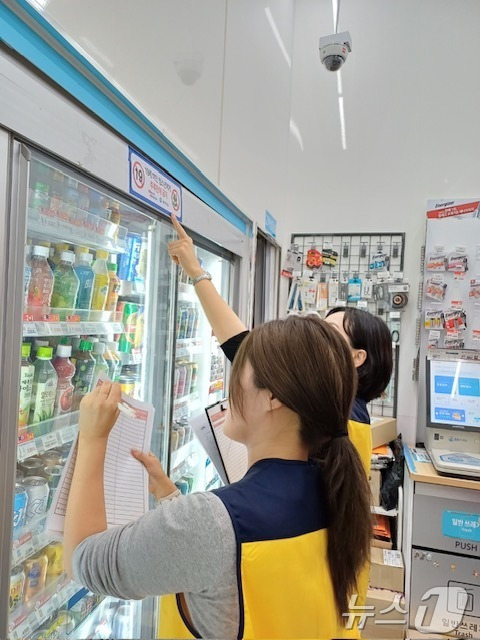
168,214,204,279
78,382,121,441
132,450,178,501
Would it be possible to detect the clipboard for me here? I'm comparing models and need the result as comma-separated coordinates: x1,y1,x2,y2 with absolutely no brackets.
205,399,248,484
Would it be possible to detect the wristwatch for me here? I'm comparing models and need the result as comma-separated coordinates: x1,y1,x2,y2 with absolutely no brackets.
191,271,212,286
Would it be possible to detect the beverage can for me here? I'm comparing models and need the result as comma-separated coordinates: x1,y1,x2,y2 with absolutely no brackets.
184,363,193,398
22,476,49,523
24,552,48,601
134,305,144,350
45,542,64,579
119,371,135,397
190,363,198,394
178,307,189,340
19,457,44,477
176,363,187,398
175,479,189,495
9,566,25,612
44,465,63,507
41,449,64,466
186,307,196,339
118,303,139,354
13,484,28,534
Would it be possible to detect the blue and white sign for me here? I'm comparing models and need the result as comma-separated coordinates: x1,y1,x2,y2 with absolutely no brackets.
129,147,182,219
265,210,277,238
442,511,480,542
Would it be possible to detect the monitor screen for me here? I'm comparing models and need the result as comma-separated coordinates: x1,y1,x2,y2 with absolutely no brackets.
426,358,480,431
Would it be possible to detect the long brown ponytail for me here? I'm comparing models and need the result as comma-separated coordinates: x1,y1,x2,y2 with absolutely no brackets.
229,315,372,622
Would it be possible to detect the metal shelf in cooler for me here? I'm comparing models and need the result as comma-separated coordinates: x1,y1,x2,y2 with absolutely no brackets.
9,575,80,640
17,417,78,461
28,209,127,255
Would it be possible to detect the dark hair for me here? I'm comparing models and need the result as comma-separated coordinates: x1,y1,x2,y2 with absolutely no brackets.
326,307,393,402
229,315,372,623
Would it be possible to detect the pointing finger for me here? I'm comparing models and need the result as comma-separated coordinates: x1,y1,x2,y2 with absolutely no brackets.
171,213,188,239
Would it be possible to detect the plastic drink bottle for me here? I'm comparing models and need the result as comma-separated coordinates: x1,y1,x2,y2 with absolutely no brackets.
49,169,64,213
50,243,69,268
91,250,109,310
27,246,54,312
92,342,110,380
105,263,121,312
77,183,90,210
29,346,58,432
18,343,34,433
52,344,75,416
51,251,80,309
74,252,94,310
104,341,122,381
30,163,51,211
71,340,95,410
31,339,49,361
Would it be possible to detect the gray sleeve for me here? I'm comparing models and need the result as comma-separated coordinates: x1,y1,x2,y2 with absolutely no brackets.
72,492,234,600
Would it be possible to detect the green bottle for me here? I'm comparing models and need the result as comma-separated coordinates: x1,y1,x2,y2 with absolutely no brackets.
51,251,80,310
29,346,58,435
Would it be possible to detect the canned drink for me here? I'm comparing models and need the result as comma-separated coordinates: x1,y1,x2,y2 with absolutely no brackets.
176,363,187,398
118,303,139,354
44,465,63,509
19,457,45,477
41,449,63,467
175,479,189,495
9,566,25,612
22,476,49,523
185,306,197,339
45,543,64,579
190,363,198,395
183,473,195,493
24,553,48,601
184,363,193,398
178,307,189,340
13,483,28,534
119,372,135,397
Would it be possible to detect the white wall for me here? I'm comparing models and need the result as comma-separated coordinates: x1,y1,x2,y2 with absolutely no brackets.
40,0,295,241
288,0,480,443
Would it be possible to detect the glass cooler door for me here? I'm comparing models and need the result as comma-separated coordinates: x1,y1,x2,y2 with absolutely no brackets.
7,147,174,640
169,244,232,494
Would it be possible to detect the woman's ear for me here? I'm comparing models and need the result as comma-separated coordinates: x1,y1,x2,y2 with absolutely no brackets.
269,394,284,411
353,348,367,368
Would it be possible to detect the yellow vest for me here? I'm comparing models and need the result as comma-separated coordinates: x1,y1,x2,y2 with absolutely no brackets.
158,422,373,640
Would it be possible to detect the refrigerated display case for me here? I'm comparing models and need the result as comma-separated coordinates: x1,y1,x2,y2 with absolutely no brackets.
169,244,233,494
2,145,175,640
0,41,252,640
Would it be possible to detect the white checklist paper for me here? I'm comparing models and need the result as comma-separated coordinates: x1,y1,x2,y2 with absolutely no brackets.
48,374,154,535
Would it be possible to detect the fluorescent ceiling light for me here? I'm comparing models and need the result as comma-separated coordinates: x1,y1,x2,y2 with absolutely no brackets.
338,96,347,150
289,119,304,151
336,70,343,95
332,0,339,33
265,7,291,68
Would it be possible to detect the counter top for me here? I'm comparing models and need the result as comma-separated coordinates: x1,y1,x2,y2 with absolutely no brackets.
404,445,480,491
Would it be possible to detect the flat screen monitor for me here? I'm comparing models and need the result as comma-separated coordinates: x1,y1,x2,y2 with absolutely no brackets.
426,358,480,432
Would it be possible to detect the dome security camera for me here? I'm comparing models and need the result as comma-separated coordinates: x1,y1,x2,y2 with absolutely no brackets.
319,31,352,72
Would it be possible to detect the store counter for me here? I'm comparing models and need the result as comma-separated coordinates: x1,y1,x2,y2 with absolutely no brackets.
402,446,480,639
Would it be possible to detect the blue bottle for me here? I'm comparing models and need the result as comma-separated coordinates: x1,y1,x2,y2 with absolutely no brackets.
74,251,95,309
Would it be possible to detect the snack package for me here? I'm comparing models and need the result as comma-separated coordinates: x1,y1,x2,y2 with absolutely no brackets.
425,276,447,301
